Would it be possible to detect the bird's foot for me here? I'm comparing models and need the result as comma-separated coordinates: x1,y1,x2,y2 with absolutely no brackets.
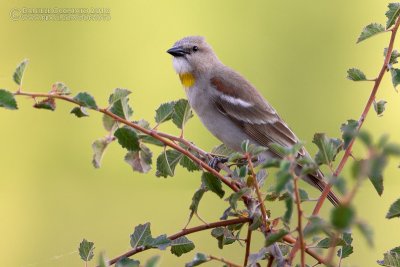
208,156,229,171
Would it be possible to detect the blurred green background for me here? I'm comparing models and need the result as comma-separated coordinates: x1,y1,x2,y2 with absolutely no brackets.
0,1,399,266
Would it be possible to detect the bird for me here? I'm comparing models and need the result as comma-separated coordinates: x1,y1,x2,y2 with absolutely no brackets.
167,36,339,206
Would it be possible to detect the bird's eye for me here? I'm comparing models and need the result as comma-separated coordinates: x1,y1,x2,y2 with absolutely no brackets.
192,46,199,52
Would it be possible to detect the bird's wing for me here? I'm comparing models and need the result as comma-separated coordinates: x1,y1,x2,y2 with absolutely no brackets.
210,70,304,158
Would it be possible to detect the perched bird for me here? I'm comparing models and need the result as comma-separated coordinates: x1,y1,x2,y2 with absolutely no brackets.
167,36,339,206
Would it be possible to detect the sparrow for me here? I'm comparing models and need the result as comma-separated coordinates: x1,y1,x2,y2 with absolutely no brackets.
167,36,339,206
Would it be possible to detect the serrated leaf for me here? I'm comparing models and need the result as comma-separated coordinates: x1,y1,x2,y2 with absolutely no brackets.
172,99,193,129
125,144,152,173
347,68,367,81
116,258,140,267
144,256,160,267
114,127,140,151
185,253,209,267
92,138,112,168
33,98,56,111
283,196,293,223
316,237,345,249
377,251,400,266
156,149,183,177
140,135,164,147
211,227,236,249
201,172,225,198
313,133,342,166
155,102,175,124
108,88,131,105
385,48,400,65
265,229,289,246
386,3,400,29
374,100,387,116
179,155,200,172
211,144,235,157
356,221,374,247
340,120,359,150
368,154,386,196
13,59,28,86
276,160,293,193
386,198,400,219
299,189,310,202
331,205,355,230
391,68,400,89
357,23,385,43
147,235,171,250
79,239,95,262
338,244,354,259
73,92,98,109
0,89,18,110
170,236,195,257
71,106,89,117
228,188,250,210
52,82,71,95
130,223,152,249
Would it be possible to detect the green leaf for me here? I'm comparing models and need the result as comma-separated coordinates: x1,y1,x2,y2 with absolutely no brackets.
347,68,367,81
99,252,109,267
144,256,160,267
116,258,140,267
304,216,331,237
386,198,400,219
384,143,400,156
189,187,206,218
179,155,201,172
155,102,175,124
185,253,209,267
313,133,342,166
156,149,183,177
368,154,387,196
338,244,354,259
265,229,289,246
170,236,195,257
201,172,225,198
108,88,131,105
92,138,112,168
377,251,400,266
147,235,171,250
228,188,250,210
125,144,152,173
172,99,193,129
386,3,400,29
331,205,355,230
0,89,18,110
211,144,235,157
357,23,385,43
374,100,387,116
276,160,293,192
52,82,71,95
390,68,400,89
73,92,98,109
33,98,56,111
13,59,28,86
130,223,152,249
211,227,236,249
384,48,400,65
340,120,359,150
70,106,89,117
283,196,293,223
114,127,140,151
356,221,374,247
316,237,345,249
299,189,310,202
78,239,95,262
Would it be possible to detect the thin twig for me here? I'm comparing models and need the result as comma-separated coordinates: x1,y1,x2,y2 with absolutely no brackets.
104,217,251,266
267,255,274,267
209,255,242,267
287,15,400,261
243,224,253,267
293,172,305,267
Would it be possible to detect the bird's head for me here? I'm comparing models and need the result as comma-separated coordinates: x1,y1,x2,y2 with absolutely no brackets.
167,36,220,75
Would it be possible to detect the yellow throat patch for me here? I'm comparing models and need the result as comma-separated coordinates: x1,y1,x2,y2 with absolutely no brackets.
179,72,195,88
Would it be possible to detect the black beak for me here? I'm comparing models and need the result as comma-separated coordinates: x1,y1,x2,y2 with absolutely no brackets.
167,46,188,57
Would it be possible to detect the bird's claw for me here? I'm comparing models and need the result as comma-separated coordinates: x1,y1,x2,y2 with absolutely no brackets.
208,156,229,170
